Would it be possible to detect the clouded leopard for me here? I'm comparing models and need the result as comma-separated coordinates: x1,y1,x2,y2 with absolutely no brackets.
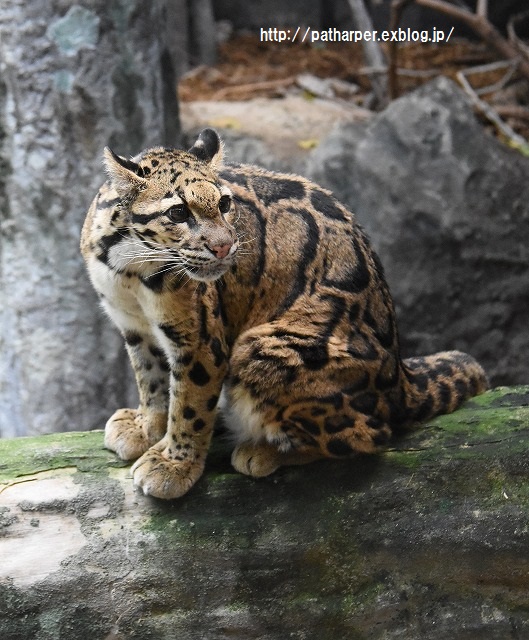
81,128,488,499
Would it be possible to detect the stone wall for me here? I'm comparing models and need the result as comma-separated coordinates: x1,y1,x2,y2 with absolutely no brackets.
0,2,182,437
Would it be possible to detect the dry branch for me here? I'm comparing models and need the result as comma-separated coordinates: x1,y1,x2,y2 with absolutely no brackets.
476,0,488,20
389,0,529,98
347,0,388,105
414,0,529,80
508,10,529,60
458,59,519,96
456,68,529,152
388,0,412,99
495,105,529,122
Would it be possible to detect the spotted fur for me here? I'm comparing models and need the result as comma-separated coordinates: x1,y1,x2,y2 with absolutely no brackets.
81,128,488,499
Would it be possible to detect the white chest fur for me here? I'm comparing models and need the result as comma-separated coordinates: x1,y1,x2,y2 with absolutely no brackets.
88,257,155,335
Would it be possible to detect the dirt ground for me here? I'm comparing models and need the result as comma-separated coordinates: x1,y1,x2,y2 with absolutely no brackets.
179,34,529,145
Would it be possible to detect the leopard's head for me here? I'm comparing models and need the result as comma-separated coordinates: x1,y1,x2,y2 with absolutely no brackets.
104,129,238,282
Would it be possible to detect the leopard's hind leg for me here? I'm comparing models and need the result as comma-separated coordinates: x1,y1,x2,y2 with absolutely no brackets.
226,322,393,478
228,392,392,478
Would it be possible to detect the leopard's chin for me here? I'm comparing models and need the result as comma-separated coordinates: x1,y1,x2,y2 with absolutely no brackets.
188,261,232,282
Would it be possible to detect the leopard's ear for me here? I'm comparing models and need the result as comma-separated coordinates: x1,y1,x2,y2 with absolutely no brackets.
103,147,148,198
188,128,223,169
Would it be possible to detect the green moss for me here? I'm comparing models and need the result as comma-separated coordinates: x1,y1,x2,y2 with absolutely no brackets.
464,385,529,409
0,431,126,484
386,449,424,469
393,387,529,462
430,406,529,435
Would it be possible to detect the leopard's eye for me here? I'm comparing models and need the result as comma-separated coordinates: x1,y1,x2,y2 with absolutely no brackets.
218,195,232,214
165,203,189,223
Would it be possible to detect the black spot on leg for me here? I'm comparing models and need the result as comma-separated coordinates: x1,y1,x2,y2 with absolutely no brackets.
188,362,211,386
438,381,453,410
149,345,165,359
349,392,378,415
124,331,143,346
206,395,219,411
199,305,210,343
179,353,193,367
324,415,352,434
327,439,353,457
193,418,206,431
210,337,226,367
183,406,196,420
292,416,320,436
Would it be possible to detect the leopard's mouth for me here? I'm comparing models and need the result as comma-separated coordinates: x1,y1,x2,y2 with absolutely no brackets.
187,256,234,282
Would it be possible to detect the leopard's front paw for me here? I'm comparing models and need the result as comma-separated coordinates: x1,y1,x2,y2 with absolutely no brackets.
131,444,205,499
104,408,167,461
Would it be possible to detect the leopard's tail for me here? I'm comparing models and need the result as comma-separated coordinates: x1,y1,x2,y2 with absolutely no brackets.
401,350,489,424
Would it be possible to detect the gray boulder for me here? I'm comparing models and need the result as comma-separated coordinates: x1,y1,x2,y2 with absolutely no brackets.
306,77,529,386
0,2,182,437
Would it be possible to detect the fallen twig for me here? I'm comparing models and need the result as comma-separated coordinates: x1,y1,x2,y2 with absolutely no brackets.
210,77,297,100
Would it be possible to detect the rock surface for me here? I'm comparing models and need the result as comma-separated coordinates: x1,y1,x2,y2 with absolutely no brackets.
1,386,529,639
306,77,529,387
0,2,181,437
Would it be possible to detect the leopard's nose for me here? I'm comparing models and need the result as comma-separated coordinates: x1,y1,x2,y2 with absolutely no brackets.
206,242,232,259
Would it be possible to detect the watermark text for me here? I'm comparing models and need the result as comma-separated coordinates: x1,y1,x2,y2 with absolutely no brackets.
260,26,454,44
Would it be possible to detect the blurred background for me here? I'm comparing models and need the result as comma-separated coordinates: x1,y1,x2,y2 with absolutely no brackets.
1,0,528,438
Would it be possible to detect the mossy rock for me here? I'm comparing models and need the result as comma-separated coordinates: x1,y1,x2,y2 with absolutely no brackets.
1,386,529,639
